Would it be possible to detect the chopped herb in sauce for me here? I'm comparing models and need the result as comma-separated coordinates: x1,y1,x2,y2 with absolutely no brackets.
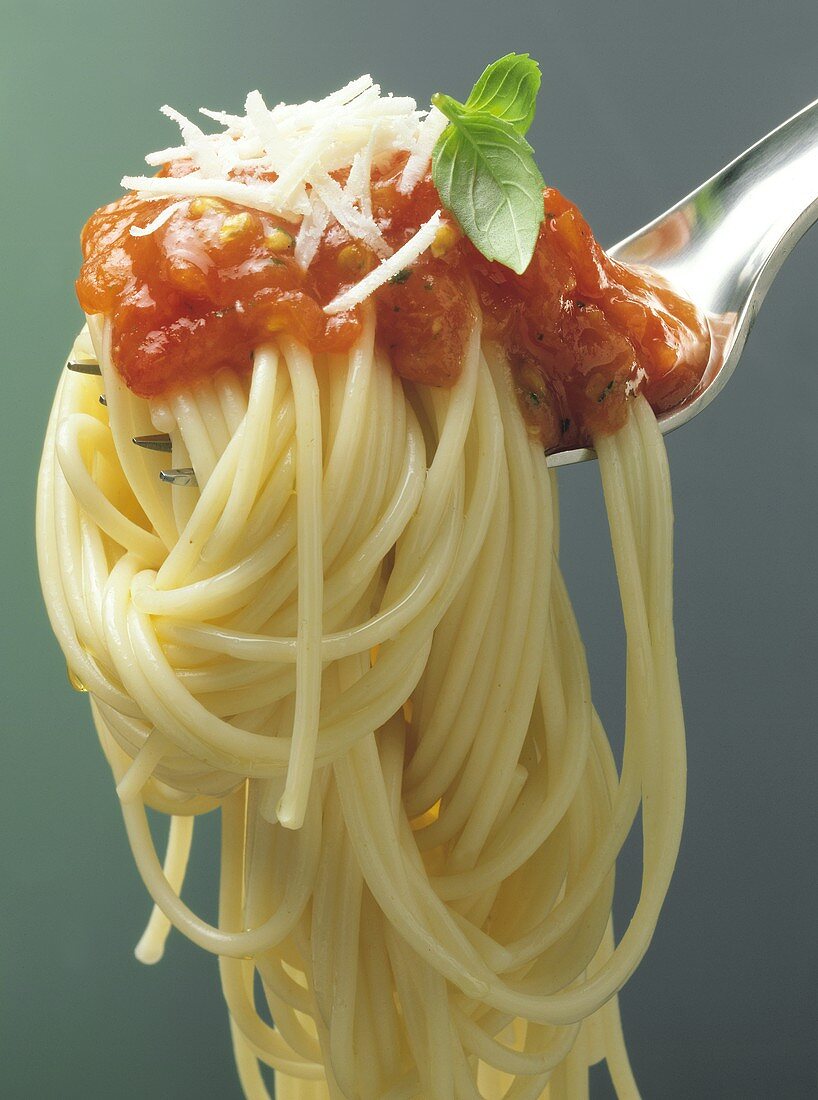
598,380,615,403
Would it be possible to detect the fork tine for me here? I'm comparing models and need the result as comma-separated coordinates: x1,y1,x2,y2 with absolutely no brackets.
159,467,198,487
66,365,189,481
133,434,173,453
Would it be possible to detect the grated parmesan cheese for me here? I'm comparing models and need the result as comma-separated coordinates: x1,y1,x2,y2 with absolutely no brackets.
324,211,443,315
121,77,450,311
129,199,189,238
399,106,449,194
294,195,331,271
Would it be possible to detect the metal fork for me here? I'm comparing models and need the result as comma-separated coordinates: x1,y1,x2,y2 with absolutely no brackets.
65,358,195,486
68,95,818,481
551,94,818,466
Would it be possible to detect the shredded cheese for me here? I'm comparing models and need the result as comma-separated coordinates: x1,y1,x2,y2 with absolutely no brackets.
294,196,330,271
120,78,451,309
129,199,189,238
399,106,449,194
324,211,443,315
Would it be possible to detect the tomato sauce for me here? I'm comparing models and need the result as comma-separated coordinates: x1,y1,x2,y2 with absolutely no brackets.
76,161,709,449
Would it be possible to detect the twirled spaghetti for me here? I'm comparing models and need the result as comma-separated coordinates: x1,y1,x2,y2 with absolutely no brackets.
38,302,684,1097
37,63,698,1099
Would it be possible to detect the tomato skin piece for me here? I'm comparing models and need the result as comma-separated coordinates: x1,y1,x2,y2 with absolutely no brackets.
76,167,709,445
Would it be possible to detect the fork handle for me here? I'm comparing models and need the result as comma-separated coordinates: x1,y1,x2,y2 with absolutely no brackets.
615,97,818,321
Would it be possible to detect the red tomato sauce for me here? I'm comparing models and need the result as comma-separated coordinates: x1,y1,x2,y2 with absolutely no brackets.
76,161,709,449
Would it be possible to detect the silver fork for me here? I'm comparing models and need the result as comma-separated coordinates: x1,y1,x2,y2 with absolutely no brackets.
65,359,194,485
68,95,818,481
551,94,818,467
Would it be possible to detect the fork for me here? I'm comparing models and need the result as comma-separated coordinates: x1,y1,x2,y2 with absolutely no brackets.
551,94,818,467
68,95,818,480
65,359,194,485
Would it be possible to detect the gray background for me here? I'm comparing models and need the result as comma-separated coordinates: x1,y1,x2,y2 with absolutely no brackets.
2,1,817,1097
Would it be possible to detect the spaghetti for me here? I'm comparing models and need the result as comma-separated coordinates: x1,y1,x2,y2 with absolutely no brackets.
37,63,694,1099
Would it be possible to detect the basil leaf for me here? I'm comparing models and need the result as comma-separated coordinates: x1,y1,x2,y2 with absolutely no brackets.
464,53,541,135
432,93,545,275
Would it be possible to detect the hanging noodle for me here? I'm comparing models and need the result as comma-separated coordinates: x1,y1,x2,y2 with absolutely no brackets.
37,298,685,1098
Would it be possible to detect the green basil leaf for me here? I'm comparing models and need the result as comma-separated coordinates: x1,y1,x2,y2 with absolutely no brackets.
432,93,545,274
464,53,541,134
